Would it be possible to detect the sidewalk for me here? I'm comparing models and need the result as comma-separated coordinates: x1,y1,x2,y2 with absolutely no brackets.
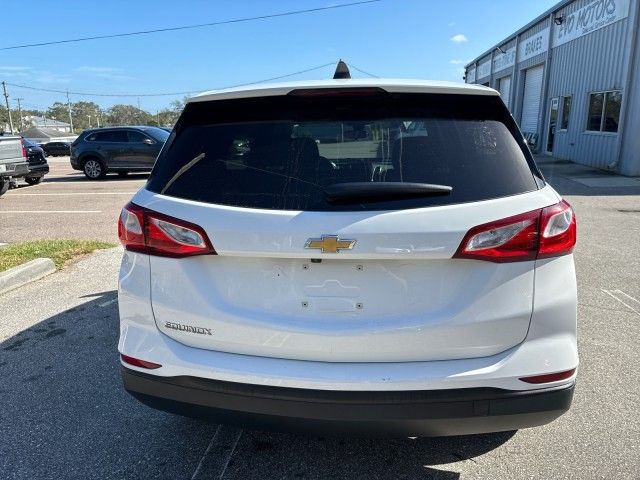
534,155,640,196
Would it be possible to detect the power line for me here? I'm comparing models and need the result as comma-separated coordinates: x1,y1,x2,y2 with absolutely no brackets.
347,63,379,78
4,62,338,98
0,1,381,51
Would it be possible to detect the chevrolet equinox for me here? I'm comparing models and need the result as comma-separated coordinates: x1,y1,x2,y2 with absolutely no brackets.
117,72,578,436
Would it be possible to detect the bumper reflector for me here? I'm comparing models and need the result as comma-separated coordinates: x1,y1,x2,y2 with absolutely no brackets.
519,368,576,384
120,354,162,370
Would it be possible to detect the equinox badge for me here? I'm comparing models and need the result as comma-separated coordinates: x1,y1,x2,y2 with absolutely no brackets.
165,321,212,336
305,235,356,253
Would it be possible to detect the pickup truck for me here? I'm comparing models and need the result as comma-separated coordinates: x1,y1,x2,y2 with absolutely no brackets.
0,133,29,197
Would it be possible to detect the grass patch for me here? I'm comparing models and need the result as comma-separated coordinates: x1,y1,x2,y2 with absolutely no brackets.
0,239,116,272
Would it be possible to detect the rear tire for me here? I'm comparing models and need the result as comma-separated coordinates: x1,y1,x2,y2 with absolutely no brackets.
0,178,9,197
83,158,106,179
25,176,43,185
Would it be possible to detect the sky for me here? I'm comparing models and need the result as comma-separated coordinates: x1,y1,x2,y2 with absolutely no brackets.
0,0,558,113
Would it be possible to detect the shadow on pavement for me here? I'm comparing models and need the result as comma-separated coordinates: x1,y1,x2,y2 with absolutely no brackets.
41,173,149,183
0,292,217,480
225,429,515,479
0,293,514,480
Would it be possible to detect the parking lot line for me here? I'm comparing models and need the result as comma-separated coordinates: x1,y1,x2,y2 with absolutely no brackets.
0,210,102,214
602,289,640,316
37,180,145,186
7,192,138,196
191,426,243,480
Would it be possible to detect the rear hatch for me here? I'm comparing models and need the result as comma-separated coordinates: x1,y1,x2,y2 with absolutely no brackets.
0,136,27,173
137,89,553,363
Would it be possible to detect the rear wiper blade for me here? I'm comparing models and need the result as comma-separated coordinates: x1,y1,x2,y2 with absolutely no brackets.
324,182,452,204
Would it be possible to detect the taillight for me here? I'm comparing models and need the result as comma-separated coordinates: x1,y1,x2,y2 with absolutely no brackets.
538,200,576,258
118,202,215,258
454,200,576,263
20,138,28,159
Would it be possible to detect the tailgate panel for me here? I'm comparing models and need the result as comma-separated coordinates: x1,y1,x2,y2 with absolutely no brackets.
139,187,560,363
150,255,534,362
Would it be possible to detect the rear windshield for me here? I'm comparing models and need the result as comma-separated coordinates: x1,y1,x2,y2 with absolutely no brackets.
147,92,540,211
142,126,170,142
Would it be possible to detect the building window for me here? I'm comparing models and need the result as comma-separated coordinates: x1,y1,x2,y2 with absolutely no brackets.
587,91,622,133
603,91,622,132
560,96,572,130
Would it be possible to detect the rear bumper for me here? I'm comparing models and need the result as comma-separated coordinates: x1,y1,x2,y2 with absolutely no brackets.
0,162,29,177
27,163,49,176
122,367,574,436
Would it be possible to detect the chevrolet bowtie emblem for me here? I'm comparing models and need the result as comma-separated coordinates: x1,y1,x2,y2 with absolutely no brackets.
305,235,356,253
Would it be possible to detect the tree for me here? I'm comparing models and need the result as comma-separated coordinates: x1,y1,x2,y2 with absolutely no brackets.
104,104,152,126
46,102,69,125
150,98,185,127
71,101,102,130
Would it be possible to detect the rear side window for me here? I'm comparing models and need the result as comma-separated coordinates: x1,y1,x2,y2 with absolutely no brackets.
88,130,128,142
147,92,540,211
127,131,149,143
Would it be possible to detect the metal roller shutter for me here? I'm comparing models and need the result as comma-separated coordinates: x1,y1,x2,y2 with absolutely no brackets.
499,76,512,110
520,65,544,133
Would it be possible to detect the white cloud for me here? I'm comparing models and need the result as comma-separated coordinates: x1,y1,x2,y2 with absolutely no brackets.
448,22,456,27
36,71,71,84
0,66,33,72
74,66,135,81
75,66,122,73
450,34,468,43
449,59,465,65
0,65,69,83
0,66,33,78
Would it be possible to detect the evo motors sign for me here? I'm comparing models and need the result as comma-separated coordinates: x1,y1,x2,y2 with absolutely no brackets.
553,0,630,47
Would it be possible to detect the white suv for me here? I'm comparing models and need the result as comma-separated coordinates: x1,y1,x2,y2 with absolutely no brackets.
117,74,577,436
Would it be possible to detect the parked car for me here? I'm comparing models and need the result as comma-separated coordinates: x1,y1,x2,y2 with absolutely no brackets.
41,141,71,157
70,126,169,179
117,72,578,436
0,133,29,196
22,138,49,185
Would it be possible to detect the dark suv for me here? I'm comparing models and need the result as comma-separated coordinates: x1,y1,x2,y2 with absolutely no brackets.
70,126,169,179
41,141,71,157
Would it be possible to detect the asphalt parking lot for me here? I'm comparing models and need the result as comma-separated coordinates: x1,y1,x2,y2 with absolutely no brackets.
0,157,146,244
1,157,639,479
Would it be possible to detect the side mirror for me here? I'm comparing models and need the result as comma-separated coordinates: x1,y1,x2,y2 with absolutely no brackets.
142,138,154,145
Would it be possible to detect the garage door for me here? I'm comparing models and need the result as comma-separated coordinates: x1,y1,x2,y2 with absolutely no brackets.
520,65,544,133
499,76,512,109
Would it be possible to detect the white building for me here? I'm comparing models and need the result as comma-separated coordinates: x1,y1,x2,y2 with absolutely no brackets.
25,116,72,133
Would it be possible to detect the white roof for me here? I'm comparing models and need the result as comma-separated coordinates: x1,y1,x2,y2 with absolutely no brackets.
187,78,498,103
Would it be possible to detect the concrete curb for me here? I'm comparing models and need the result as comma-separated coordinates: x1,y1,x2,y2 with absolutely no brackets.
0,258,56,295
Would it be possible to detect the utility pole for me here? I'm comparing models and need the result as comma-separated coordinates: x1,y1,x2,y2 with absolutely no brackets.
66,90,74,134
15,98,24,132
2,81,15,134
